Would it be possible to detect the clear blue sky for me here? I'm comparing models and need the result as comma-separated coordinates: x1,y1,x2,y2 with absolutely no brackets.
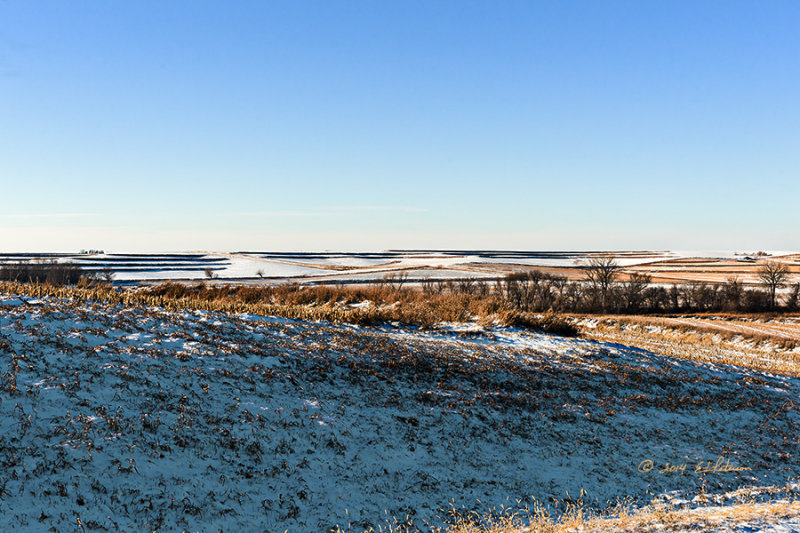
1,1,798,252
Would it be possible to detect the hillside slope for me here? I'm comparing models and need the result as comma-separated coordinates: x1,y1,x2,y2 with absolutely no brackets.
1,295,799,531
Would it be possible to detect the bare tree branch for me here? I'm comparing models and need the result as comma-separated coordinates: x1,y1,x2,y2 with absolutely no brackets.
758,261,789,309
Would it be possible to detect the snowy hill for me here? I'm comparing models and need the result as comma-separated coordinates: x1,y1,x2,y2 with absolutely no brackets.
1,294,799,531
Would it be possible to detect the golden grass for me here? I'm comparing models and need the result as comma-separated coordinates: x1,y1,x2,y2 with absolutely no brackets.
336,497,800,533
580,315,800,377
355,493,800,533
592,314,800,345
0,280,386,323
0,281,578,336
456,500,800,533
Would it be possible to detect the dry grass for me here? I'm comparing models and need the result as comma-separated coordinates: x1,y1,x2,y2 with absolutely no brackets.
358,493,800,533
333,498,800,533
448,500,800,533
591,314,800,346
579,314,800,377
0,281,578,336
582,500,800,533
9,280,800,375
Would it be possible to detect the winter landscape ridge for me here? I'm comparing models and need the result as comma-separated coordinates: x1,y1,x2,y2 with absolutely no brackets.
1,249,798,285
2,250,800,532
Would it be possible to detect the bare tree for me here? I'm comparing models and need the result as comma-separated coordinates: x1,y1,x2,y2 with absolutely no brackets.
584,255,621,312
421,278,436,295
101,267,115,284
759,261,789,309
786,282,800,312
623,273,651,312
456,278,475,295
722,277,743,311
383,272,409,290
204,267,215,280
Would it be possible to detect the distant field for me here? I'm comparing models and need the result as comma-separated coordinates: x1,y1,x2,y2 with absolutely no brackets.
2,250,797,286
627,255,800,285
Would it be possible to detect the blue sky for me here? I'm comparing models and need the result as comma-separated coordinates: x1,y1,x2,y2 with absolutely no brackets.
1,1,798,252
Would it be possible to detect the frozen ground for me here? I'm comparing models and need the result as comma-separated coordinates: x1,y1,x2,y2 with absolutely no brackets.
1,294,799,531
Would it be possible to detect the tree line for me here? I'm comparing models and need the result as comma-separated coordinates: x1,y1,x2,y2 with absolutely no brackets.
2,256,797,315
421,257,799,314
0,261,113,285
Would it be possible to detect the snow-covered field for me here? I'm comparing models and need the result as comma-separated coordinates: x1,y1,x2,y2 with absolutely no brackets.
8,250,795,285
1,294,799,531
